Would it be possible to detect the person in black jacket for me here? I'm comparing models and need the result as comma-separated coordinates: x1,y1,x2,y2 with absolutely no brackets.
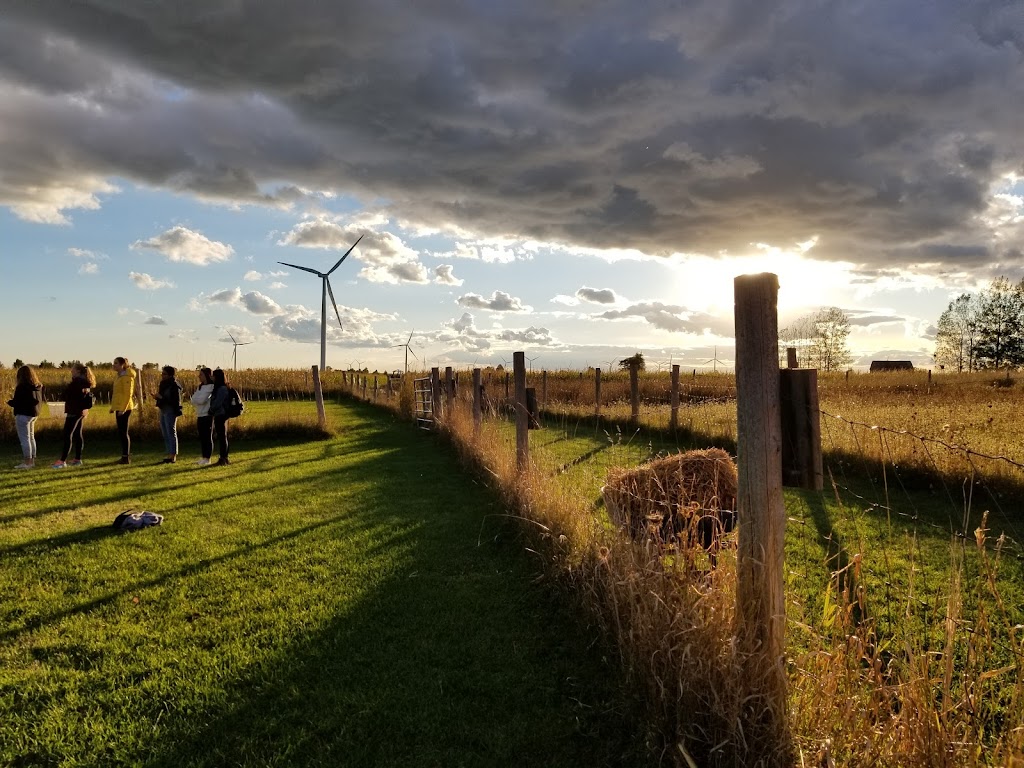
152,365,183,464
8,365,42,469
53,363,96,469
208,368,231,466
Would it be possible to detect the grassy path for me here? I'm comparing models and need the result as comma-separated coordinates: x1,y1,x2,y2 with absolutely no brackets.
0,402,647,767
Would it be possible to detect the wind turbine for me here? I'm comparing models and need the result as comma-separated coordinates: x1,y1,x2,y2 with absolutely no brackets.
226,331,253,371
392,330,419,376
278,235,363,371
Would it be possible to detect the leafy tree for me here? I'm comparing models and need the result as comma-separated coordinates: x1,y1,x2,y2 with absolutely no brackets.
935,293,980,372
37,360,56,369
780,307,851,371
974,277,1024,369
618,352,646,371
13,358,24,368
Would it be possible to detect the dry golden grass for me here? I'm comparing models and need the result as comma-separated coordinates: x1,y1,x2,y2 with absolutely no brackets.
365,371,1024,767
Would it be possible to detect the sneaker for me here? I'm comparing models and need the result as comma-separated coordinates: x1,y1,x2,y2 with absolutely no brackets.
215,457,230,466
14,463,32,470
117,457,131,465
67,459,82,467
51,461,67,469
196,458,211,467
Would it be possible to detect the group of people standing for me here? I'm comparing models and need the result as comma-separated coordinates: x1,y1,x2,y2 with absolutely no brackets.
8,360,234,469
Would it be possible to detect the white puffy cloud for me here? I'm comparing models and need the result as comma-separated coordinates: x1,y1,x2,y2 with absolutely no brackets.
129,271,175,290
456,291,531,313
576,287,618,305
597,302,732,335
243,270,262,281
433,264,463,286
78,262,99,275
132,226,234,265
192,287,282,315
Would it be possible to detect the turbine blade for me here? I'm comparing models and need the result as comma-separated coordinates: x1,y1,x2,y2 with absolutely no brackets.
326,278,344,330
407,330,414,344
408,347,419,361
277,261,323,277
227,331,237,344
327,234,364,275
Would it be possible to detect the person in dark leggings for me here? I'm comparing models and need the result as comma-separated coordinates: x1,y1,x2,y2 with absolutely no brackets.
209,368,231,466
110,356,136,465
52,363,96,468
190,367,215,466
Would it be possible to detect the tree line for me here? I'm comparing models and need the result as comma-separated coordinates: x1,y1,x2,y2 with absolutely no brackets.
935,276,1024,372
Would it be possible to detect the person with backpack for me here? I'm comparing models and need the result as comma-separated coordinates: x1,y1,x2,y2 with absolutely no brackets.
152,365,183,464
110,356,137,465
52,363,97,469
208,368,233,466
190,367,215,466
8,365,42,469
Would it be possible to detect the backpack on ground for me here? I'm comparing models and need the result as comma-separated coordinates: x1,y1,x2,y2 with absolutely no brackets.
225,387,245,418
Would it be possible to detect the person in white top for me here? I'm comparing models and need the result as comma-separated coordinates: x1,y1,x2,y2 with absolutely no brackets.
190,367,216,466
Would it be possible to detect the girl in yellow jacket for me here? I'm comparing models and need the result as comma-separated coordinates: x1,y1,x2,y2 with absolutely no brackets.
110,356,137,464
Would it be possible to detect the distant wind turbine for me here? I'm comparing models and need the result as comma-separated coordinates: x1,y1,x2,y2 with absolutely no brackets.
278,235,363,371
226,331,253,371
392,330,419,376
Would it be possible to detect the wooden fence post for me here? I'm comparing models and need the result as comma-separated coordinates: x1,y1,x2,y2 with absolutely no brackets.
431,367,441,423
445,366,455,413
734,272,789,760
779,368,822,490
786,347,798,369
629,360,639,425
472,368,482,435
670,364,680,431
311,365,326,429
594,367,602,420
541,370,547,410
514,352,528,472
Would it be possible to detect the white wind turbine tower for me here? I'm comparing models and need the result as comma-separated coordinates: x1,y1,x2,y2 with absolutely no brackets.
392,330,419,376
277,235,363,371
226,331,253,371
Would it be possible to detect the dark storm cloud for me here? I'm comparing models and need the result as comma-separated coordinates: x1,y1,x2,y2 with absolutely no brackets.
3,1,1024,270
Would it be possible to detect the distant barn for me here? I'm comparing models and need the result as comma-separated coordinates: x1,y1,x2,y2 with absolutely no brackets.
869,360,914,372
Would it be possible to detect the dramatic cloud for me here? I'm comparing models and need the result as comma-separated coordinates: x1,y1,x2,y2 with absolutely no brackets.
457,291,531,313
433,264,463,286
597,302,732,335
3,2,1024,276
576,287,618,305
131,226,234,266
129,271,174,290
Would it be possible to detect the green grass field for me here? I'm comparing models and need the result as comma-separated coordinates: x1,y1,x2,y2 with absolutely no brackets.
0,401,648,767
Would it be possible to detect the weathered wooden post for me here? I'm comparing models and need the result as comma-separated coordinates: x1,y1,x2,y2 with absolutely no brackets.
373,377,378,401
514,352,528,471
525,388,540,429
734,272,788,760
670,364,680,431
504,371,510,401
629,359,639,425
445,366,455,413
779,368,822,490
430,367,441,422
311,365,327,429
594,367,602,420
786,347,798,369
541,370,547,410
472,368,482,435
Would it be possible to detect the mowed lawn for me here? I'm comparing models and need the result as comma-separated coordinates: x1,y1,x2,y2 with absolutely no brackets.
0,402,647,767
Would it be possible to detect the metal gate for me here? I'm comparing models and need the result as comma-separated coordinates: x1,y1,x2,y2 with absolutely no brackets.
413,376,434,429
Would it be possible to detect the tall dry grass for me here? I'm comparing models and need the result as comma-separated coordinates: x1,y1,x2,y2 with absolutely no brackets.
362,373,1024,766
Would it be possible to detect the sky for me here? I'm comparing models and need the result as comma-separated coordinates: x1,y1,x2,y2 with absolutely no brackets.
2,1,1023,373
